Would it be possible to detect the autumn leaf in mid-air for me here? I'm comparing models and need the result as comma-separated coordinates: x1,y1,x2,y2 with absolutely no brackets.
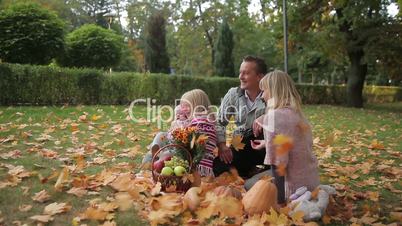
231,135,245,151
190,135,196,149
273,134,293,156
196,134,209,145
276,163,287,176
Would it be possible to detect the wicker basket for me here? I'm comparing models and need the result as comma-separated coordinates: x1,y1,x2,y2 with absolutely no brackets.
151,144,193,192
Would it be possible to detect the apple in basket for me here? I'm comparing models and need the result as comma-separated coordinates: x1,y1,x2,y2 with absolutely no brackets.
174,166,187,176
161,166,174,176
153,155,172,173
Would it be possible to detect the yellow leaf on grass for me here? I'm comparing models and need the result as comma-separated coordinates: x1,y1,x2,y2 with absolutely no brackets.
367,191,379,202
74,155,86,170
148,210,177,226
243,214,265,226
150,193,183,212
369,139,385,150
80,207,109,221
149,193,183,225
30,214,53,223
150,182,162,196
91,114,102,121
101,221,117,226
32,190,51,203
109,173,138,192
390,212,402,222
18,204,32,212
115,192,134,211
265,208,289,225
44,202,71,215
98,202,119,212
70,123,79,132
215,196,243,219
54,167,69,191
231,135,245,151
67,187,87,197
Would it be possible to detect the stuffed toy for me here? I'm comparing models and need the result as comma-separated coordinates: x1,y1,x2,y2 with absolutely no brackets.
289,185,336,221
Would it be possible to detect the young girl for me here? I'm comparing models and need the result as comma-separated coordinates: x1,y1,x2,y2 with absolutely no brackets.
179,89,217,177
141,104,191,164
248,70,320,204
143,89,217,177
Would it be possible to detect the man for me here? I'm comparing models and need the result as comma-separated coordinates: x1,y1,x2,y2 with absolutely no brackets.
214,55,268,178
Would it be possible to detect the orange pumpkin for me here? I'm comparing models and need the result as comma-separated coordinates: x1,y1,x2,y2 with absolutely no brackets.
242,177,278,215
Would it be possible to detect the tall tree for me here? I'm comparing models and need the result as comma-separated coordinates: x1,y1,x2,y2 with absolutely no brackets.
332,0,396,107
280,0,400,106
66,0,114,28
144,11,170,73
0,2,65,65
214,19,235,77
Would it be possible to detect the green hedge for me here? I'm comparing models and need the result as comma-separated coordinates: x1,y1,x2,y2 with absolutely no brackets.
0,63,401,105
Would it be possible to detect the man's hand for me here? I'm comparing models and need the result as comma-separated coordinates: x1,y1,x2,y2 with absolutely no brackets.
252,114,265,137
250,140,266,150
218,142,233,164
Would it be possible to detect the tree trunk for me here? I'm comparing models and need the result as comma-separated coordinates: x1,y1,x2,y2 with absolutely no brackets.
346,50,367,108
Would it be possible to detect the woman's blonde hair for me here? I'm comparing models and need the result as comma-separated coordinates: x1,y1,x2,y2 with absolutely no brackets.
259,70,302,113
180,89,212,116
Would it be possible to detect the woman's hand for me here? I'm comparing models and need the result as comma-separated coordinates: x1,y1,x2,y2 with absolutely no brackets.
218,142,233,164
250,140,266,150
253,114,265,137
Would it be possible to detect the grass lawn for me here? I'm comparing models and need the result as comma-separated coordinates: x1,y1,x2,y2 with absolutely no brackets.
0,103,401,225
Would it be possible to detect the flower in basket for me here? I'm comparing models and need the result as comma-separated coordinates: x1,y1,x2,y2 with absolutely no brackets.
170,126,209,166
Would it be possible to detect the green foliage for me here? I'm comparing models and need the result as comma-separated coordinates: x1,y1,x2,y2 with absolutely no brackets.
0,2,65,65
58,24,123,69
144,11,170,73
1,63,400,106
214,19,235,77
0,63,102,105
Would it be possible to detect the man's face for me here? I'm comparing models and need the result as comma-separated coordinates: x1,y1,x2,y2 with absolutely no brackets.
239,61,262,91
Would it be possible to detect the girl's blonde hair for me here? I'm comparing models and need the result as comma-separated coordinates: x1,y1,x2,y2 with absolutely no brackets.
180,89,212,116
259,70,302,113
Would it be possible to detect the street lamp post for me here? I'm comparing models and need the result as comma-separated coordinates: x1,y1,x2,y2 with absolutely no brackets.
104,12,115,73
283,0,288,73
104,12,115,30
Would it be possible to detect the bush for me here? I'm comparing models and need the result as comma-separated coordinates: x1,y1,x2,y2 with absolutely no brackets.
0,63,102,105
0,63,401,105
59,24,123,69
0,3,65,65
